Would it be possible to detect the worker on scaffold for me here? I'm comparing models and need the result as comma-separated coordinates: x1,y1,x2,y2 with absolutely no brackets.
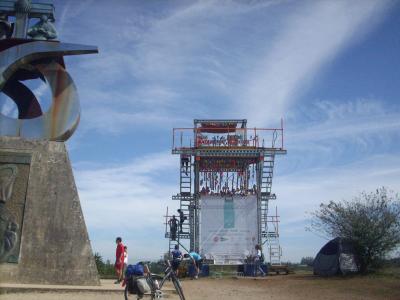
168,215,178,241
177,209,187,233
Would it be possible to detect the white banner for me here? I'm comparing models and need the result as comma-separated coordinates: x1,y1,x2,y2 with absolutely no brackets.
199,195,258,264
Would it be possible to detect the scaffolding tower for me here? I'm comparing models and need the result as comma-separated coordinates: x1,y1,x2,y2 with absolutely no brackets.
165,119,286,265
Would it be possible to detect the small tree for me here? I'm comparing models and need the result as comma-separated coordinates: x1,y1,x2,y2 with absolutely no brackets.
94,252,105,274
310,187,400,273
300,256,314,266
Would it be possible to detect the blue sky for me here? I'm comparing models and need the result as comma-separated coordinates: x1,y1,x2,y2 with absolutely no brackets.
6,0,400,263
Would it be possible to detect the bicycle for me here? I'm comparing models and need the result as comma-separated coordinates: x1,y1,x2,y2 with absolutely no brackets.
124,260,185,300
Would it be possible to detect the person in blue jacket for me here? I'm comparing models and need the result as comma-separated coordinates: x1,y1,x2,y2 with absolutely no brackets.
171,244,183,276
184,251,203,279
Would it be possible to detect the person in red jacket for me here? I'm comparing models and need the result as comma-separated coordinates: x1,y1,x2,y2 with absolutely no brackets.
114,237,124,283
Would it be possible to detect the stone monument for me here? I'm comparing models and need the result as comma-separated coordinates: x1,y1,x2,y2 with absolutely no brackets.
0,0,99,285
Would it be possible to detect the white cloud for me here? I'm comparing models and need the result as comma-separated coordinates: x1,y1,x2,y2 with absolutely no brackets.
272,98,400,175
237,0,392,126
275,153,400,261
54,1,289,134
288,99,400,144
74,151,181,261
277,154,400,222
56,1,393,135
271,98,400,261
0,94,18,118
80,106,187,135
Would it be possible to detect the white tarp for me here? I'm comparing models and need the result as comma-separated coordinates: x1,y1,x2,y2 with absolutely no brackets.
199,195,258,264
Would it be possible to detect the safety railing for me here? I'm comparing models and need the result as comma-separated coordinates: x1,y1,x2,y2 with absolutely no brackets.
172,126,284,151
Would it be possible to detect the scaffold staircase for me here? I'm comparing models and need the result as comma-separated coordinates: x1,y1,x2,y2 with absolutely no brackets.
260,153,282,265
165,207,187,258
267,215,282,265
167,225,180,259
167,154,195,253
165,215,191,259
180,155,191,196
177,154,193,241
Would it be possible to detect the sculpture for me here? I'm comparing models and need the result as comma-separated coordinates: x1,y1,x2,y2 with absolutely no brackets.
0,164,18,263
0,15,12,39
0,1,99,284
27,15,57,40
0,0,98,141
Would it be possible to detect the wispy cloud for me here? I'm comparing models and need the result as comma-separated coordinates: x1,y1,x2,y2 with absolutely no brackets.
74,151,179,260
56,0,393,135
272,97,400,260
287,99,400,145
275,153,400,261
289,100,399,170
236,0,392,126
277,154,400,222
0,95,17,118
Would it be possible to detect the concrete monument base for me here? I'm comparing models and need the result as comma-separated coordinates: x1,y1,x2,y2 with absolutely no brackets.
0,136,99,285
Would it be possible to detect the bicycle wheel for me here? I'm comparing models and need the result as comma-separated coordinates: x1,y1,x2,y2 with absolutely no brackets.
150,289,163,300
172,277,185,300
147,276,159,300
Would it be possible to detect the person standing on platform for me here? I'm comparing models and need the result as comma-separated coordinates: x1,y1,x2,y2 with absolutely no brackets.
169,215,178,241
177,209,187,233
114,237,124,283
184,251,203,279
254,244,266,277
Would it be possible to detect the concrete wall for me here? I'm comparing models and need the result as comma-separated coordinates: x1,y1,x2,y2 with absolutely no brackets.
0,137,100,285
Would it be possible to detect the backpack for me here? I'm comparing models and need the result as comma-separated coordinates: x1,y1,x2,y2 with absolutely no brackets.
126,263,144,277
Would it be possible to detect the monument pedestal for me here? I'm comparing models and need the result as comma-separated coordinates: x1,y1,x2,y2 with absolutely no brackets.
0,136,99,285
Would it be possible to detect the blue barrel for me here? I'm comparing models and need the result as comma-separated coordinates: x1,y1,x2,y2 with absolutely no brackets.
201,264,210,276
188,264,197,277
244,264,255,276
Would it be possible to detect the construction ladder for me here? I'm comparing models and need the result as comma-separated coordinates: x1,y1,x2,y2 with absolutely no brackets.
166,155,194,255
260,153,282,265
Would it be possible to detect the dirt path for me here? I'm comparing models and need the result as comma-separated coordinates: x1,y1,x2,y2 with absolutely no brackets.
180,275,400,300
1,274,399,300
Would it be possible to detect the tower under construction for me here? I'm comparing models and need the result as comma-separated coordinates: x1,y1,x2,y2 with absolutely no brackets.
165,119,286,265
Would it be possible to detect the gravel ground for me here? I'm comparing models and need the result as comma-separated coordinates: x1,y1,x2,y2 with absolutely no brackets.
1,274,399,300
